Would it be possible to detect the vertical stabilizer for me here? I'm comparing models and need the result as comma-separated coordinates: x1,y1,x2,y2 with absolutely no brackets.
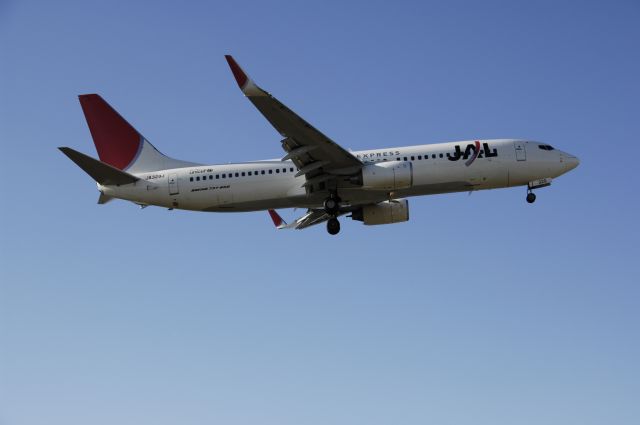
78,94,198,173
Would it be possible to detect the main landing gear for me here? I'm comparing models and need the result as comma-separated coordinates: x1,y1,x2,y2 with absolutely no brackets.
324,193,342,235
323,196,340,215
526,189,537,204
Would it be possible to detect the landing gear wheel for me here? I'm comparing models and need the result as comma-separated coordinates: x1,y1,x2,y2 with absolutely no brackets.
327,217,341,235
526,192,536,204
323,196,341,215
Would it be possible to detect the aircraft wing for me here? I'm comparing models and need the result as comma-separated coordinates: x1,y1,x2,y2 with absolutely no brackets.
268,209,342,230
225,56,362,190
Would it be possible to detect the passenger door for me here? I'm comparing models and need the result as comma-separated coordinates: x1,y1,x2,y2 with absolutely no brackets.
514,141,526,161
168,173,179,195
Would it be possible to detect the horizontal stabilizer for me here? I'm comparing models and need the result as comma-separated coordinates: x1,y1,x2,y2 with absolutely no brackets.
59,147,139,185
97,193,114,204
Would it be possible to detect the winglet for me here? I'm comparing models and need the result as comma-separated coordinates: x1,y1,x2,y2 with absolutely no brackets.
224,55,248,88
268,209,287,229
224,55,265,97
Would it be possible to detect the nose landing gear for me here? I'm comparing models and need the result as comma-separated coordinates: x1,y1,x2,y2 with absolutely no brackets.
526,190,536,204
526,178,552,204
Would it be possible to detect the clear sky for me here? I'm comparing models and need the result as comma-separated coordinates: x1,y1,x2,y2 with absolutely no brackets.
1,1,639,424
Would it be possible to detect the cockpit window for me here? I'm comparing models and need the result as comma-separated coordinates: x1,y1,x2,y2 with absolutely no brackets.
538,144,555,151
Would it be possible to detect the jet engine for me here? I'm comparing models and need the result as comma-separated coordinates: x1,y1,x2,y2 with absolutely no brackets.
354,161,413,190
351,199,409,225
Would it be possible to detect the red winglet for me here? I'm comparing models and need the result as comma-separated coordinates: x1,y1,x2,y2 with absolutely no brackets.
268,209,286,228
224,55,248,89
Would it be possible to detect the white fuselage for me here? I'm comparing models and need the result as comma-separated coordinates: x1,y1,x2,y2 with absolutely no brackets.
99,139,579,212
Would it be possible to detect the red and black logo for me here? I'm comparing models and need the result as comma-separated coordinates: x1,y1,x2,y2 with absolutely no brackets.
447,141,497,166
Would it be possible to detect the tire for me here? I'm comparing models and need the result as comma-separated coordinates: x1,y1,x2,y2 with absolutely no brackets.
327,218,341,235
526,193,536,204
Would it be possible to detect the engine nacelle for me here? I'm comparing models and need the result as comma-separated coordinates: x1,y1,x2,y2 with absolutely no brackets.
352,199,410,225
359,161,413,190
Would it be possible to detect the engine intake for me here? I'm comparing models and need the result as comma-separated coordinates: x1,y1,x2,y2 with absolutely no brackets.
356,161,413,190
352,199,409,225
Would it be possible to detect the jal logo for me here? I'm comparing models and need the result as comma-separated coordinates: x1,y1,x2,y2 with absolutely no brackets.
448,141,497,166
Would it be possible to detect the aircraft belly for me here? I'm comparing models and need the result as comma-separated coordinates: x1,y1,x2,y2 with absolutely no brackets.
199,179,299,211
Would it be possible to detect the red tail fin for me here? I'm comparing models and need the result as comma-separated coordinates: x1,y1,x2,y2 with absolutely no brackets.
78,94,142,170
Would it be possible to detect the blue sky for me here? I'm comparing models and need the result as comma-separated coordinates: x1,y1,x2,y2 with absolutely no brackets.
1,0,639,424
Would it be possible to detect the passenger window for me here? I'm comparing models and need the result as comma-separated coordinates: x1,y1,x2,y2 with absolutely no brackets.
269,170,273,174
216,174,219,179
396,158,400,161
439,153,443,158
282,168,286,173
248,171,252,176
235,172,239,177
242,172,246,176
196,176,200,181
418,155,422,160
222,174,226,178
411,156,415,160
404,157,408,161
190,177,193,182
432,154,436,158
261,170,265,175
290,167,294,172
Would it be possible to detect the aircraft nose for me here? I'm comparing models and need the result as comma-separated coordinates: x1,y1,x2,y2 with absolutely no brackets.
564,154,580,172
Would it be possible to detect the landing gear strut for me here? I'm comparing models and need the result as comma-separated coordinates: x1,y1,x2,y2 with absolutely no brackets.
526,190,536,204
324,193,342,235
323,194,341,215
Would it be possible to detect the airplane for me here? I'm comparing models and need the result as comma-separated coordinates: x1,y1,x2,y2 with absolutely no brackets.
59,55,580,235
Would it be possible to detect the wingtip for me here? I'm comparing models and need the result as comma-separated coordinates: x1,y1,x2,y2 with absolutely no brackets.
224,55,248,89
